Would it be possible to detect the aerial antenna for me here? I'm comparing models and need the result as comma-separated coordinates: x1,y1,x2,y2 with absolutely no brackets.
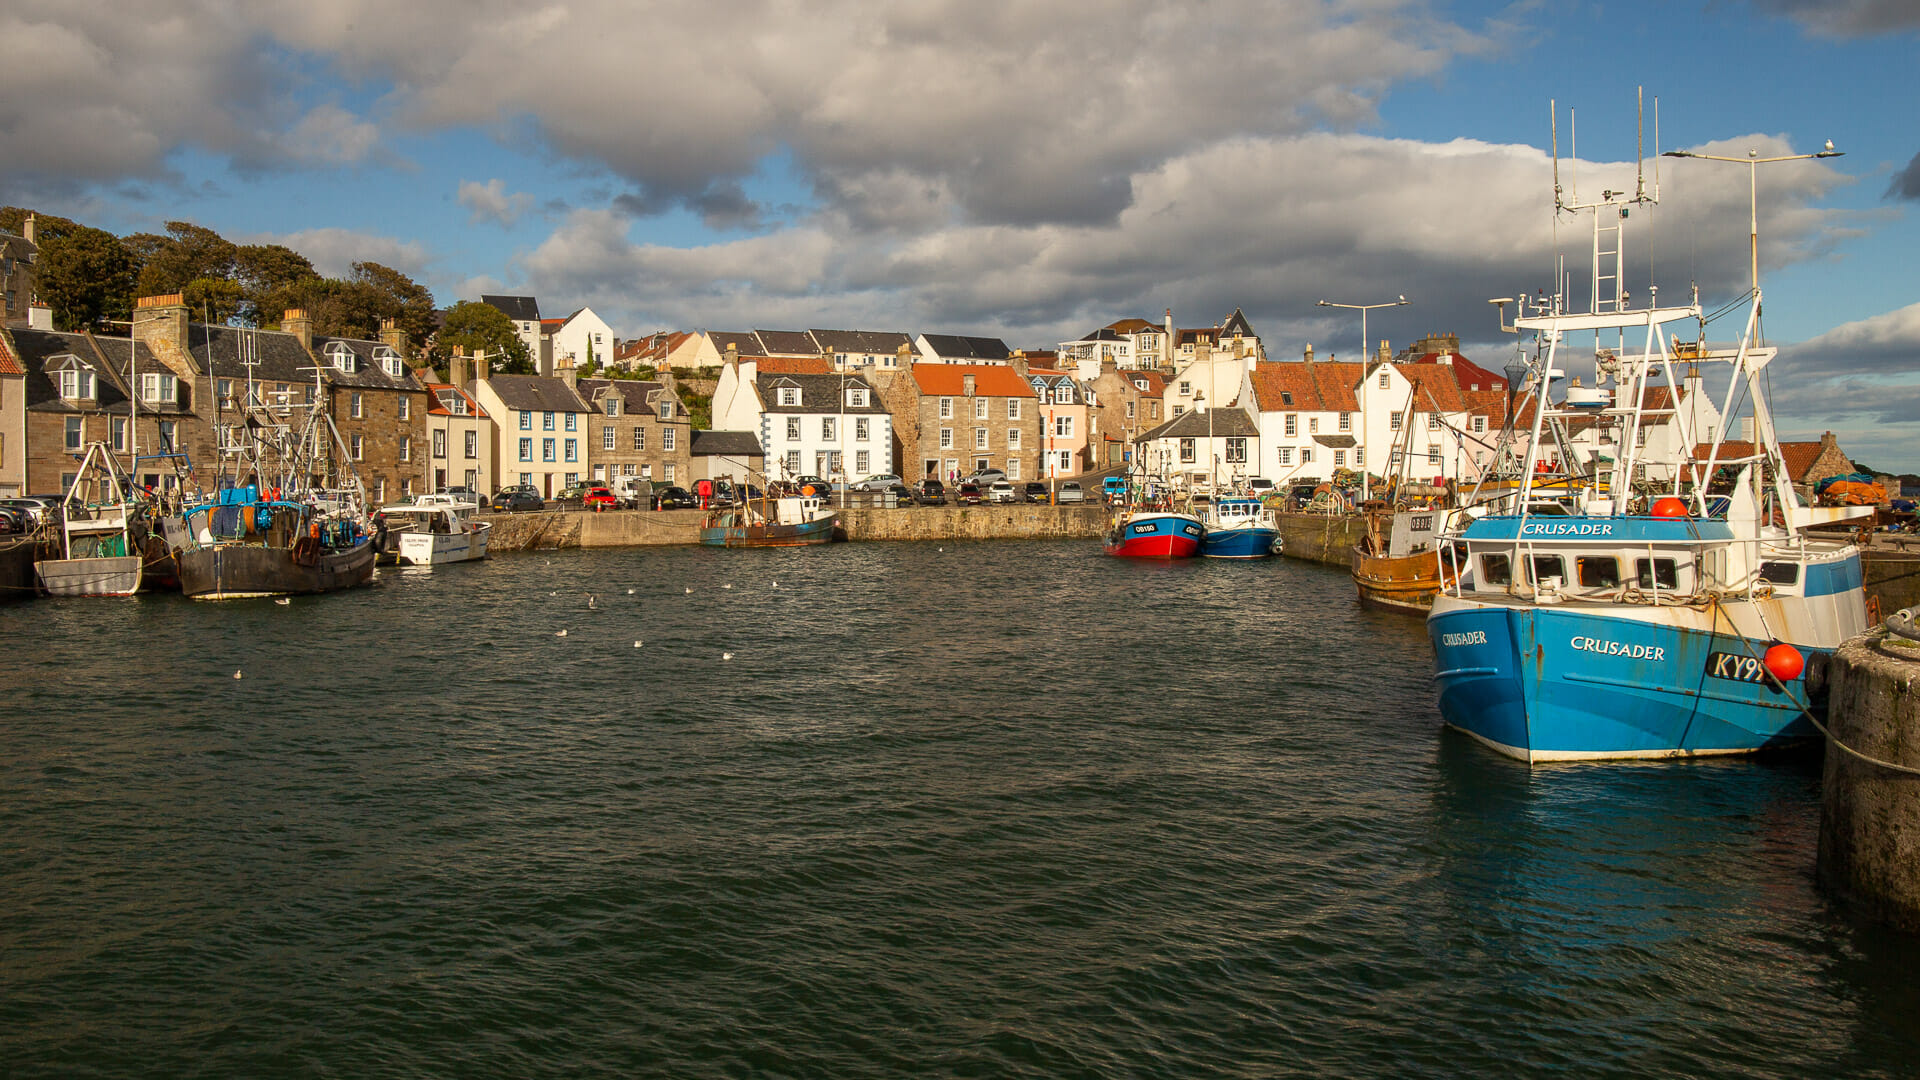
1551,99,1563,212
1635,86,1646,202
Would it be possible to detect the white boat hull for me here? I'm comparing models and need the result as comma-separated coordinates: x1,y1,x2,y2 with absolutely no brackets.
36,555,144,597
396,522,490,566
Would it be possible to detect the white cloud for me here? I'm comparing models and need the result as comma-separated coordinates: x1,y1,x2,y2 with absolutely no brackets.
279,104,381,166
457,178,535,226
248,226,431,280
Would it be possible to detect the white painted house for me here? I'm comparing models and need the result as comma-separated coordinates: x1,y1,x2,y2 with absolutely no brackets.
713,357,893,483
545,307,615,375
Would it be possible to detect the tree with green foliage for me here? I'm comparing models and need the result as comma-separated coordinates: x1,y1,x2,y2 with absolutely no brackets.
0,207,80,245
350,261,436,346
234,244,318,325
129,221,238,299
183,276,247,326
36,225,137,330
432,300,534,374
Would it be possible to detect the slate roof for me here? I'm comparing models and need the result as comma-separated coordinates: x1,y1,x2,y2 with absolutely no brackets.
911,363,1036,398
754,329,821,356
809,329,918,357
10,328,136,414
485,375,592,413
310,334,426,392
922,334,1013,362
754,373,887,414
88,336,196,415
1220,308,1257,339
1072,327,1128,343
482,295,540,321
691,430,764,457
1137,408,1260,441
707,330,765,357
576,377,666,415
1026,370,1086,404
1311,434,1358,448
1107,317,1161,334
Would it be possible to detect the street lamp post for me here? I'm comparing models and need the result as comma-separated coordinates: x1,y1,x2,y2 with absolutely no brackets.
1319,296,1409,503
1661,143,1843,297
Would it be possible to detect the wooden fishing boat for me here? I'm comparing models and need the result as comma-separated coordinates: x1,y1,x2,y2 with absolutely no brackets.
173,489,375,599
699,495,837,547
1352,506,1457,615
35,443,151,597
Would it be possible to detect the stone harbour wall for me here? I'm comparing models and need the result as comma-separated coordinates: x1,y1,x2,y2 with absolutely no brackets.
480,505,1109,552
1818,624,1920,930
1275,512,1367,568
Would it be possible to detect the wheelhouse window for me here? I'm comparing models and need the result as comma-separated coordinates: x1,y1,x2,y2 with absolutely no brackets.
1480,553,1511,586
1636,558,1679,590
1576,556,1620,588
1529,554,1566,585
1759,562,1801,585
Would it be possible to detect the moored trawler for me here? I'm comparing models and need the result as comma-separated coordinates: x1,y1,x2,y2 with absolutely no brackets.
173,486,376,599
1199,495,1278,559
1105,510,1203,558
1427,118,1871,761
699,495,837,547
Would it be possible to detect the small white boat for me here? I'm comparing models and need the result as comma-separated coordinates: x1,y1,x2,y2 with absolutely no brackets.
36,443,150,597
379,499,491,566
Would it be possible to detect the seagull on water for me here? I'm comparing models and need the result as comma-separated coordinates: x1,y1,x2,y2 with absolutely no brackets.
634,640,644,648
274,597,290,606
627,588,635,595
723,583,733,590
684,586,692,594
233,670,243,679
721,652,734,661
556,629,569,637
587,594,596,609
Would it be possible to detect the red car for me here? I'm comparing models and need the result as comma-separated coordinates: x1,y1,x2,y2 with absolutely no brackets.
583,486,618,511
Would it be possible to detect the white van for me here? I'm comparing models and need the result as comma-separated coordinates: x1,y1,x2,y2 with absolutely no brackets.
611,476,655,509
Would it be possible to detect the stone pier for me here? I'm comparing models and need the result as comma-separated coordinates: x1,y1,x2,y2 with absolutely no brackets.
1275,512,1366,568
1818,618,1920,931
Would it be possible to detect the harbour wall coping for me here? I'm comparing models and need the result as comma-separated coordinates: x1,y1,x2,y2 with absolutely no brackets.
1818,623,1920,931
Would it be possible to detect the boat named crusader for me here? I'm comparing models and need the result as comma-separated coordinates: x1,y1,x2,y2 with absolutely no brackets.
1427,122,1872,761
1200,495,1279,558
699,495,837,547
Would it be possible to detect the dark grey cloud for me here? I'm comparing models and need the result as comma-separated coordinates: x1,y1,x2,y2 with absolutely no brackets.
1746,0,1920,36
1888,152,1920,201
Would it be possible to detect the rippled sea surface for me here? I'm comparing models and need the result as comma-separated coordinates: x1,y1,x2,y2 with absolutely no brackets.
5,541,1920,1078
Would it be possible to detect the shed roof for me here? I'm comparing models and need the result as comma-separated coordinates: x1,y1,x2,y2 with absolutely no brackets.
691,430,764,457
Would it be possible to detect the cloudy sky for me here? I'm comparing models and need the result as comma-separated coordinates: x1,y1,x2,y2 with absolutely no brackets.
4,0,1918,466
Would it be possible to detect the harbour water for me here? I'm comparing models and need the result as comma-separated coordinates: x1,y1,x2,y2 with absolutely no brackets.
4,541,1920,1077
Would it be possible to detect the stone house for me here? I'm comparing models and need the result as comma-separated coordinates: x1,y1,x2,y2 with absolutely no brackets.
740,371,892,483
576,375,693,488
1165,309,1264,420
899,363,1040,482
1085,362,1166,469
6,327,191,496
1691,432,1861,504
471,371,594,497
812,329,919,374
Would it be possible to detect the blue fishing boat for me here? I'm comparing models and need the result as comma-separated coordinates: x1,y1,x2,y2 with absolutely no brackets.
1428,123,1873,761
1200,495,1279,558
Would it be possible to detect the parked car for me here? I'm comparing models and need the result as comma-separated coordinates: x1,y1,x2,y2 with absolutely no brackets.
792,475,834,497
442,485,488,509
1246,477,1276,497
0,505,31,535
1102,476,1129,503
1056,481,1086,504
883,483,918,506
1019,481,1048,503
850,473,902,491
917,479,948,506
2,496,61,527
492,490,545,513
652,486,698,510
611,476,655,509
962,467,1007,487
955,482,985,505
987,480,1017,504
582,486,618,511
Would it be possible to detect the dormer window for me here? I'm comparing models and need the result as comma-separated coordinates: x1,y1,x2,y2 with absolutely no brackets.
374,345,403,378
1053,386,1072,405
52,356,96,400
778,386,799,407
327,341,355,373
847,387,869,408
659,400,673,421
605,398,620,417
140,372,178,404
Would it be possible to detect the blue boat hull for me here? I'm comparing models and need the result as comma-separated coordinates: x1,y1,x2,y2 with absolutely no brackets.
1200,524,1278,559
1427,603,1820,761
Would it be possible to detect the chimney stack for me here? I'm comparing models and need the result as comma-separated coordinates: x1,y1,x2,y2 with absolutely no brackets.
131,293,190,356
449,347,470,389
379,317,408,356
28,303,52,331
1303,343,1314,364
476,348,491,384
559,356,577,389
283,308,313,350
23,213,36,245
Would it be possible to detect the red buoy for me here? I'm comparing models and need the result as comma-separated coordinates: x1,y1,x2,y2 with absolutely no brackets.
1651,496,1690,518
1764,643,1805,683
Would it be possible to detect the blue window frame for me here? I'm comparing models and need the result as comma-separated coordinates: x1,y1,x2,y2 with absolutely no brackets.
564,439,577,462
564,413,576,432
542,438,556,462
519,438,533,462
543,411,555,430
520,411,532,430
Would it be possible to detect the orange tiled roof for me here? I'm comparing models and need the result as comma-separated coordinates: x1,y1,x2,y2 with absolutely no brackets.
911,363,1037,398
1126,370,1167,395
0,333,23,376
1398,364,1466,413
424,382,488,418
1690,441,1826,481
756,356,832,375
